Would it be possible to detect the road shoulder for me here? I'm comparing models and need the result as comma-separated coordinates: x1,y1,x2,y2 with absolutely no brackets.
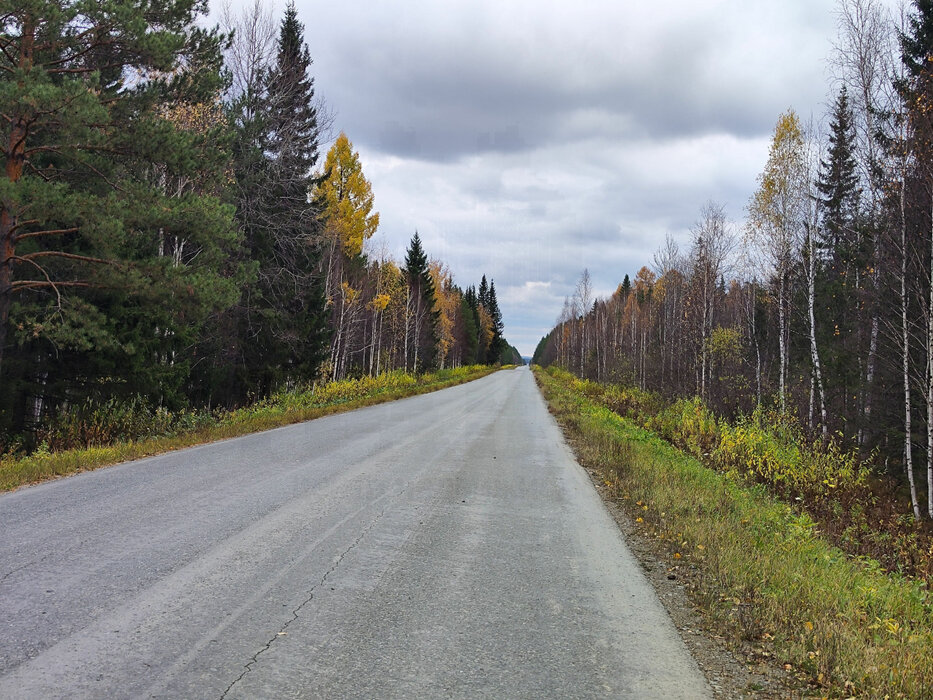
573,451,800,698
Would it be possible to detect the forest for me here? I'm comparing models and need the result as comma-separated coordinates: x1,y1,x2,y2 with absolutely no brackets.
534,0,933,523
0,0,519,450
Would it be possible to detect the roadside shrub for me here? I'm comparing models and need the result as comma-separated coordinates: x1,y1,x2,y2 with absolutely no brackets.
602,383,665,420
714,411,867,500
38,397,215,451
541,365,931,580
646,397,721,459
40,397,162,450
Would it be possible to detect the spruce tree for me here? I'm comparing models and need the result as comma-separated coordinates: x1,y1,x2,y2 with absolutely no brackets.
813,86,864,410
816,87,861,259
225,2,329,397
486,280,505,363
403,232,438,372
459,295,479,365
266,3,321,210
478,275,489,309
463,284,482,363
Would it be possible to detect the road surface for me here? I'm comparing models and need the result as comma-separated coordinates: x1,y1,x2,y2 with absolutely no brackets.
0,367,710,698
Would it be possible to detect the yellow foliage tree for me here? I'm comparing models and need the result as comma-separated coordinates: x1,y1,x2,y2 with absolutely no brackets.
747,109,806,411
317,132,379,258
429,260,458,368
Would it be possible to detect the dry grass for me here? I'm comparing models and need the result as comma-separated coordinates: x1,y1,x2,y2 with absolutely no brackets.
535,365,933,698
0,366,498,492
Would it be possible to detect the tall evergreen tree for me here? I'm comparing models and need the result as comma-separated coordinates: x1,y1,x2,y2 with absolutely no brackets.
816,87,862,260
266,2,321,211
0,0,240,430
223,1,329,399
403,232,438,372
814,86,864,419
459,295,479,365
486,280,505,363
478,275,489,309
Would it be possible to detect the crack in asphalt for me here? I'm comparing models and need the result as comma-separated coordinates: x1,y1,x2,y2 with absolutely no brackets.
0,541,81,590
0,559,30,587
218,496,397,700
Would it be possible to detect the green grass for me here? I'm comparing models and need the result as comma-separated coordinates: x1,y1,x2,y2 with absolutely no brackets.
0,365,499,492
535,365,933,698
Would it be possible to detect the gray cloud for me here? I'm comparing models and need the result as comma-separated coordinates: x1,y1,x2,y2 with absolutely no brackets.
308,0,835,163
215,0,872,354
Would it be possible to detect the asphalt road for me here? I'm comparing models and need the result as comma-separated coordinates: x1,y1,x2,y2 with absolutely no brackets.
0,366,711,699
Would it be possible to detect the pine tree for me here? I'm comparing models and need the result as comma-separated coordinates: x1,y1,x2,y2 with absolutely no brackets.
0,0,240,430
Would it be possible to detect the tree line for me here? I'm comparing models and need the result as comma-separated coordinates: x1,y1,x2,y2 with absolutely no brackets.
534,0,933,519
0,0,516,446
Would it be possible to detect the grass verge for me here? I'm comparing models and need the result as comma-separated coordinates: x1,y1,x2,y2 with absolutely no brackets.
0,365,500,492
534,365,933,698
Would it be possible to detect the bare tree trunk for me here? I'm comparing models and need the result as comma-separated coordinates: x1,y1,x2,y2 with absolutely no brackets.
369,309,377,376
331,294,344,381
806,225,827,439
403,286,411,373
747,281,762,408
901,177,921,519
756,343,762,408
927,198,933,518
809,373,815,431
701,282,708,400
778,270,787,412
376,311,383,375
631,311,638,385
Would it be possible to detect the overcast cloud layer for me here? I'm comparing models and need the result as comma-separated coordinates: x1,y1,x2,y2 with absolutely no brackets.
218,0,857,356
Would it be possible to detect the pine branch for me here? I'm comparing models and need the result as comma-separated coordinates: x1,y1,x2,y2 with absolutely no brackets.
10,280,96,291
6,255,100,308
14,227,80,242
40,27,117,67
16,251,118,267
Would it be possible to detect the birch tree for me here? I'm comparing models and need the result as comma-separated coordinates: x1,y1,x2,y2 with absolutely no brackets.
689,202,734,399
748,110,808,412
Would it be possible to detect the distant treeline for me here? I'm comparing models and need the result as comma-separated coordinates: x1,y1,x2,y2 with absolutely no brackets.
535,0,933,519
0,1,515,447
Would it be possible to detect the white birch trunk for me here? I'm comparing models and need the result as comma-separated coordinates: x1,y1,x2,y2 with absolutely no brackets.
901,177,921,519
403,286,411,373
927,198,933,518
778,270,787,413
807,226,827,440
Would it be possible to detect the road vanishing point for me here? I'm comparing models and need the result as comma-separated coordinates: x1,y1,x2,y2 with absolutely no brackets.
0,367,711,698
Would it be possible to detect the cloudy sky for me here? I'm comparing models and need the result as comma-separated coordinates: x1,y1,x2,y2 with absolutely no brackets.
218,0,871,356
